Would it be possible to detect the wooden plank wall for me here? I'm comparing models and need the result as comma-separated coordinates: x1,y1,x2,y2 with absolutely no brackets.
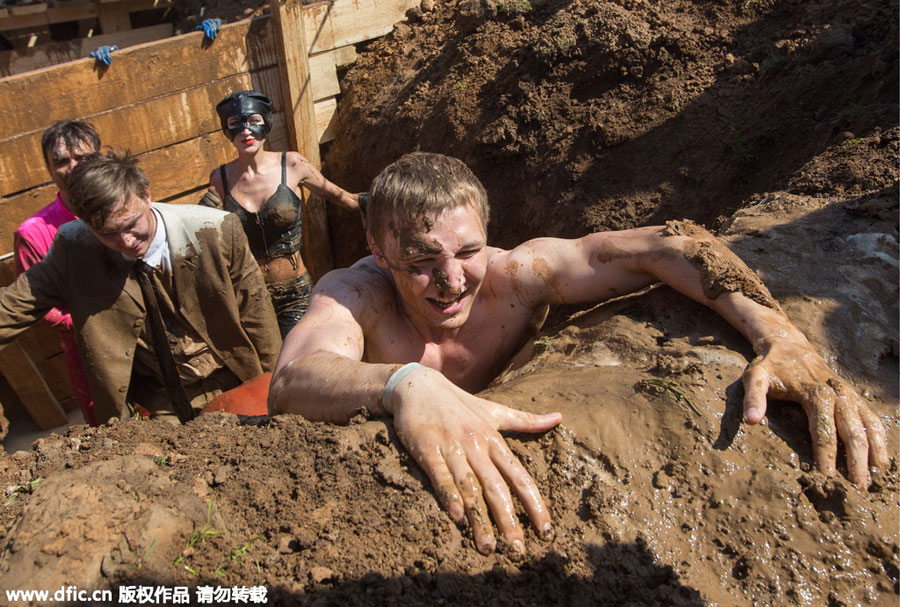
0,0,417,263
0,24,175,78
0,0,417,428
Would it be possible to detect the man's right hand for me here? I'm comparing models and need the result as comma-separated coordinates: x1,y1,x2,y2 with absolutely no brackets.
386,366,562,557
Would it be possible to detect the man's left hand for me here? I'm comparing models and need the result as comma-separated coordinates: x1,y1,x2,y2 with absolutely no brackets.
741,335,889,488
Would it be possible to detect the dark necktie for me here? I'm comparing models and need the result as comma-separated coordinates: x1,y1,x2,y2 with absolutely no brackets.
132,260,195,423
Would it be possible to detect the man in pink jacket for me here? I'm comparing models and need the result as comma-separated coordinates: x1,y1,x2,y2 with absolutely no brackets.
13,120,101,425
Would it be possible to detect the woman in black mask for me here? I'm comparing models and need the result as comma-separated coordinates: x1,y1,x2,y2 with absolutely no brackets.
202,90,359,338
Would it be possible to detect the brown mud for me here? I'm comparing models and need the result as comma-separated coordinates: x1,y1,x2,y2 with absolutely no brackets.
1,0,898,605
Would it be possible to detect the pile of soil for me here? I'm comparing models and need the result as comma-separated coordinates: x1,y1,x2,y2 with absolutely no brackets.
324,0,897,264
1,0,897,605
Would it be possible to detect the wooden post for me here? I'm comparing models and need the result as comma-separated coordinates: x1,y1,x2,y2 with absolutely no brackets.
97,0,132,34
0,255,72,429
0,342,68,430
269,0,334,280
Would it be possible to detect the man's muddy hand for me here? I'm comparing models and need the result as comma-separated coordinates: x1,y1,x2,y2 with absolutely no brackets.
741,336,889,489
387,367,562,557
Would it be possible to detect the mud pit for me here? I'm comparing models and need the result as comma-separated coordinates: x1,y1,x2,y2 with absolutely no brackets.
1,0,898,605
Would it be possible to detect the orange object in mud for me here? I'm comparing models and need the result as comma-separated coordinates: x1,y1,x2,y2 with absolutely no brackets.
200,372,272,416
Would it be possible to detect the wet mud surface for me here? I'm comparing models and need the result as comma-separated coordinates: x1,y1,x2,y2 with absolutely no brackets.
1,0,898,605
1,194,897,606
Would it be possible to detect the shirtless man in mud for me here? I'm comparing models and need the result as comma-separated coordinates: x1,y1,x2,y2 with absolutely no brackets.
268,152,888,557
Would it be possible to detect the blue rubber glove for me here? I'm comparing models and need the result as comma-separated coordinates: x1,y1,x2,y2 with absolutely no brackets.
89,45,118,66
196,18,222,40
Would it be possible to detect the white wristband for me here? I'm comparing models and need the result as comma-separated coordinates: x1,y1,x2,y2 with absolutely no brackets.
381,362,426,413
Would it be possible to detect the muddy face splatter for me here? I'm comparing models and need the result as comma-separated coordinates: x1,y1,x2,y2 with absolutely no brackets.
399,231,443,259
432,267,452,292
379,227,444,274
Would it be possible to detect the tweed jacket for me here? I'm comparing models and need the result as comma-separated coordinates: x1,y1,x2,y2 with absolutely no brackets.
0,203,282,423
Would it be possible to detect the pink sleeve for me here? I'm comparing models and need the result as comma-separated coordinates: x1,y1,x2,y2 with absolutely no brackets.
13,229,46,274
13,229,74,332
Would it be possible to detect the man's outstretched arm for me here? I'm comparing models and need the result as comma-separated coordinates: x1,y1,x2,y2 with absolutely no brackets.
267,268,392,421
510,223,889,488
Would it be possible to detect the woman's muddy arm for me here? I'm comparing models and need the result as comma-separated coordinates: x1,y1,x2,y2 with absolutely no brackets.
288,152,359,211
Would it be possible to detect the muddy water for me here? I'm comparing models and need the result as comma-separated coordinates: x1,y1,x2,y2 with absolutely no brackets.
482,305,898,606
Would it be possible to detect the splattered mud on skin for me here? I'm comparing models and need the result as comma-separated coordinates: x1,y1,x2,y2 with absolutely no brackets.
685,241,781,310
432,268,452,292
665,220,781,310
457,472,495,552
594,237,634,265
436,486,463,520
504,259,530,306
399,230,443,259
531,257,564,302
662,219,709,238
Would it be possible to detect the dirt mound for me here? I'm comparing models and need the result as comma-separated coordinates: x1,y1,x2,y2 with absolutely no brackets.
1,0,898,605
323,0,897,265
1,192,896,606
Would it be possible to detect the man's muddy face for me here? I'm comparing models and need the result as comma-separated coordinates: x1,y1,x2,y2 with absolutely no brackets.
90,194,157,259
45,138,97,205
375,204,488,331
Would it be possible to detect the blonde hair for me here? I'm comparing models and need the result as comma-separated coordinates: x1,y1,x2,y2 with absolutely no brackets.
367,152,489,245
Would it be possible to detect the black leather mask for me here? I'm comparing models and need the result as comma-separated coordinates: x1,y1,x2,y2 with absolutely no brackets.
216,91,273,140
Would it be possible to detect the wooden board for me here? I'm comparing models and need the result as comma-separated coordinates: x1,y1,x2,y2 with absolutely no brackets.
34,347,74,405
0,37,348,198
16,326,74,406
0,257,73,407
0,17,277,140
271,0,333,279
159,185,208,207
0,71,262,197
97,0,131,34
0,23,174,77
330,44,357,68
271,0,318,163
0,184,56,255
0,340,67,430
315,96,338,144
134,134,234,201
308,48,340,100
303,0,419,54
0,253,15,287
15,320,63,359
0,0,168,32
8,2,48,16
